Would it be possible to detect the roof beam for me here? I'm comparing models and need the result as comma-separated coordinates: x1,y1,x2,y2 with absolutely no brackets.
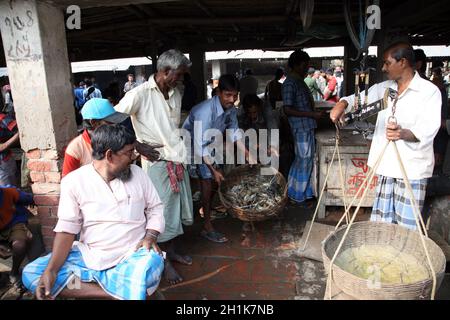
194,0,240,33
74,14,341,32
122,5,147,20
42,0,183,10
179,36,346,52
135,4,160,17
107,5,174,45
194,0,215,17
385,0,450,27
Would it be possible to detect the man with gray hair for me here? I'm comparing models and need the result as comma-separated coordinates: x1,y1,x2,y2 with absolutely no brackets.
115,49,194,285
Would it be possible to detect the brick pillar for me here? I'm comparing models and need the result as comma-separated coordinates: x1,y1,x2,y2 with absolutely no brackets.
0,1,77,251
26,149,62,250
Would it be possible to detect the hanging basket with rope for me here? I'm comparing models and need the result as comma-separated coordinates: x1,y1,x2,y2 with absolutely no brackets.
322,221,446,300
302,101,446,299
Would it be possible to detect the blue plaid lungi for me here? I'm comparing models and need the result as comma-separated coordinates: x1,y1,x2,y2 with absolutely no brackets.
370,175,428,230
287,129,315,203
22,246,164,300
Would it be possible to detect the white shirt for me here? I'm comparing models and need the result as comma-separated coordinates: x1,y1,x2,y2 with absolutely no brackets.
54,164,165,270
83,86,102,100
115,74,187,163
341,72,441,179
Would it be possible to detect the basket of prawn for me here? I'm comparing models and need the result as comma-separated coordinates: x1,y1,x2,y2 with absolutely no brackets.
218,165,288,222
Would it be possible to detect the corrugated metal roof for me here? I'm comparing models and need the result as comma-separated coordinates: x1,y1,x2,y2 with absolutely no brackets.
70,57,153,73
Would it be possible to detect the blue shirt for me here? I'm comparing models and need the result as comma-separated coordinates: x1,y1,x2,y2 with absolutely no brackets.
74,87,85,110
182,96,242,161
0,185,33,229
83,86,102,101
282,74,317,131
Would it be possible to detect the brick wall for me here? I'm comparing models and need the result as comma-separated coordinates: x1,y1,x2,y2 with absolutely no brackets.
26,148,62,251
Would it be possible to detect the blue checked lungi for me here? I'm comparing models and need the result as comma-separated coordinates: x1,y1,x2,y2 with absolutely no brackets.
22,247,164,300
370,175,428,230
287,129,315,203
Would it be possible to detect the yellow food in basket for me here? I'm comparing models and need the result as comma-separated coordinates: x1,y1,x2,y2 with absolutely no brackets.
335,245,430,284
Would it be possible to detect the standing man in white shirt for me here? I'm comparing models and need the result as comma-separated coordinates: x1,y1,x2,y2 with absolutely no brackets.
123,74,138,94
115,49,194,285
330,42,441,230
22,124,165,300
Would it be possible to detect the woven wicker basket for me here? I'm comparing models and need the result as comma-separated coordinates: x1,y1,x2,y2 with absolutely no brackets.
218,165,288,222
322,221,446,300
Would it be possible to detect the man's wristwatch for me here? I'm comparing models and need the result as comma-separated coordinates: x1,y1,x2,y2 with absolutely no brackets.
145,230,159,240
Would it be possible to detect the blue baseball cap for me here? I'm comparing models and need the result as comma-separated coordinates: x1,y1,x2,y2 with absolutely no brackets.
81,98,128,123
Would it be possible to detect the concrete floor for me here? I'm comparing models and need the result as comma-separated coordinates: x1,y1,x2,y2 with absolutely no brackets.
159,201,450,300
159,203,323,300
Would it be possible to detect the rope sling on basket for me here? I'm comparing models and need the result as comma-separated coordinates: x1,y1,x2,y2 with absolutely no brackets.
302,89,442,300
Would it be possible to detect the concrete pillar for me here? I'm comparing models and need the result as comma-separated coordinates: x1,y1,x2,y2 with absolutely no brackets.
212,60,221,79
374,22,409,83
0,0,77,250
343,41,360,96
220,61,228,75
189,49,207,102
375,29,387,83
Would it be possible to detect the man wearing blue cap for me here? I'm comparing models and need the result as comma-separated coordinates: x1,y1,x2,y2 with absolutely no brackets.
62,98,130,177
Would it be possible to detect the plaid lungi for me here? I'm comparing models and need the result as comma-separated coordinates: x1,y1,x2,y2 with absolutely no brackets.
22,246,164,300
370,175,428,230
143,160,194,243
287,129,315,203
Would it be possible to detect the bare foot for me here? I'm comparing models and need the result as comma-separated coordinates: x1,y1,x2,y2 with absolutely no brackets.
9,273,21,285
168,252,192,266
163,260,183,285
240,233,251,247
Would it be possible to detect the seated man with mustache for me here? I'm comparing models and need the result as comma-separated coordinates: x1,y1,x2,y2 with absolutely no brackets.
21,124,165,300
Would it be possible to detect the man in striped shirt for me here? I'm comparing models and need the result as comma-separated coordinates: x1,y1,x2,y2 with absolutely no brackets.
282,50,325,205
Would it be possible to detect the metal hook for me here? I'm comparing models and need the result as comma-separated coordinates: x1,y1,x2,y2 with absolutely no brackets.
387,116,397,125
334,123,341,141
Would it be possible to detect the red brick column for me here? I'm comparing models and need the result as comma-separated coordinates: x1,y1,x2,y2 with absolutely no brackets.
27,148,62,251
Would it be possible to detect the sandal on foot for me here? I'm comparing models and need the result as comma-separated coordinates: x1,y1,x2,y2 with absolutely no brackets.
200,230,228,243
211,210,228,220
213,205,227,213
0,244,12,259
199,208,228,220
